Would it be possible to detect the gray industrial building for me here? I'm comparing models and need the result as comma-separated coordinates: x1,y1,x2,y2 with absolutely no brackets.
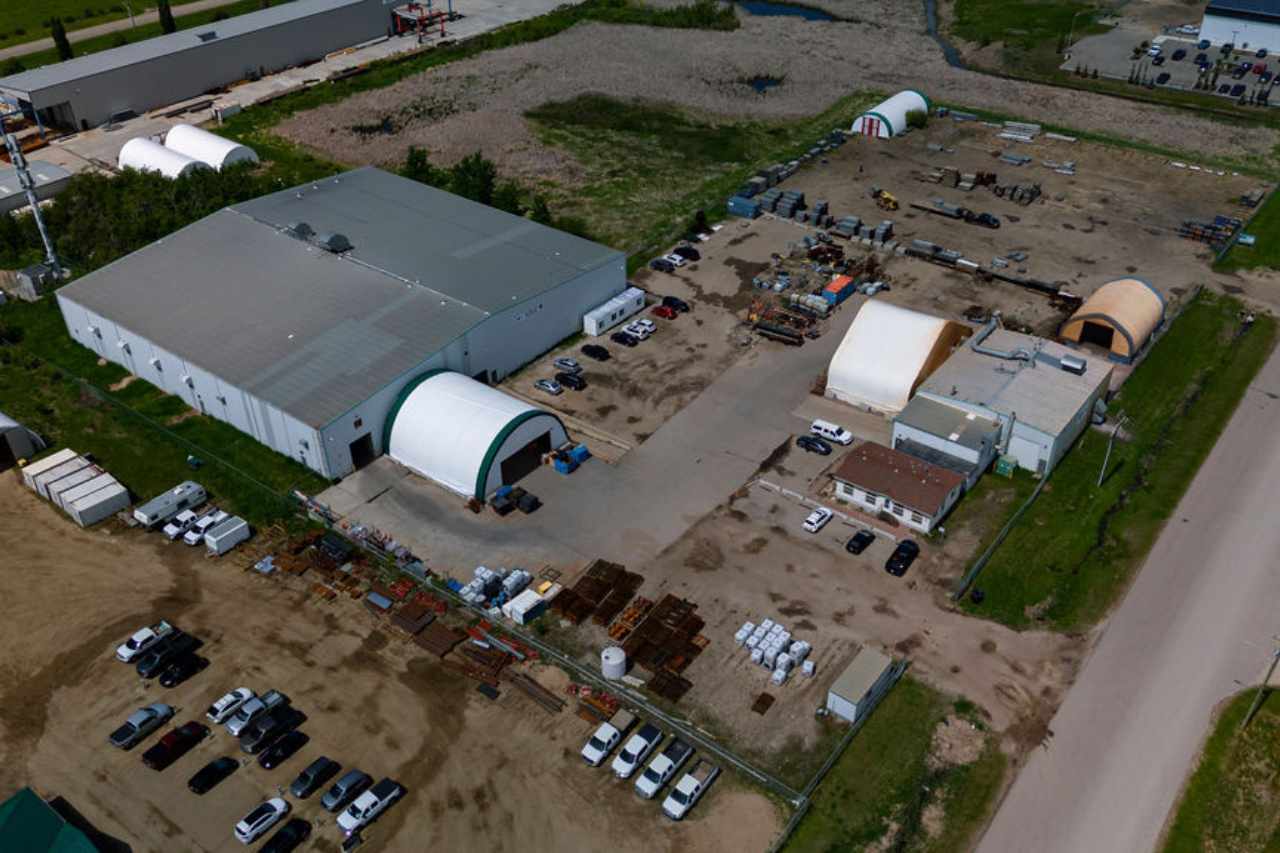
0,160,72,214
0,0,393,131
57,167,626,480
896,324,1112,477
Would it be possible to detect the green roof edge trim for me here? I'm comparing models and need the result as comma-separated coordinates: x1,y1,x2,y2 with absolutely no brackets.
475,409,567,500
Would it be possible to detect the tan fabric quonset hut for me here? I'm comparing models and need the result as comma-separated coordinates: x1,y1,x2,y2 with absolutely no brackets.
1059,278,1164,362
826,301,971,414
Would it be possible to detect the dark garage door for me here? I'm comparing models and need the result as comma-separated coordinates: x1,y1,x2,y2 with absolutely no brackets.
1079,321,1114,350
348,433,376,470
500,431,552,485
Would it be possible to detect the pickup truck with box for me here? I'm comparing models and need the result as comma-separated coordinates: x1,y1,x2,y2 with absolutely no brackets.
663,759,719,820
635,737,692,799
116,620,174,663
611,723,663,779
580,709,637,767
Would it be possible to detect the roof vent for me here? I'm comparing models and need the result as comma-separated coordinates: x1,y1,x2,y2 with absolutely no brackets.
1059,355,1087,376
315,232,352,254
286,221,314,239
196,31,218,42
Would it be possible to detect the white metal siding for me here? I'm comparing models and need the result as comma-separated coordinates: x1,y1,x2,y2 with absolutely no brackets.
890,421,982,466
1200,15,1280,52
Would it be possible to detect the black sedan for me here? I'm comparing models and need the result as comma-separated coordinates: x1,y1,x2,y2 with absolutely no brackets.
1231,83,1247,97
609,331,639,347
260,818,312,853
1156,72,1171,85
885,540,920,577
796,435,832,455
159,653,209,688
580,344,611,361
556,371,587,391
188,756,239,794
662,295,691,313
259,730,310,770
649,258,675,273
671,245,701,262
845,530,876,555
1152,55,1165,66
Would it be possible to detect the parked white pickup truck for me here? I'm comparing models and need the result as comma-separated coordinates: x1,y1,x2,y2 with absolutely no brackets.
611,723,663,779
663,759,719,820
580,709,636,767
115,620,174,663
635,737,692,799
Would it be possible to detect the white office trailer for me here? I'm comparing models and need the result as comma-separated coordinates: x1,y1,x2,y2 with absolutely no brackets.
582,287,646,336
133,481,206,527
117,138,208,179
58,168,625,483
826,648,895,724
205,516,251,555
163,124,259,170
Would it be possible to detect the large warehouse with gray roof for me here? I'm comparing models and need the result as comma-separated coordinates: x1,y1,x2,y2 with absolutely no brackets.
57,167,625,484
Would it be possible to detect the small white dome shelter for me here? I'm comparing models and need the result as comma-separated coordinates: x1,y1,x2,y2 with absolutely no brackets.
118,138,208,179
385,371,568,500
163,124,259,170
851,90,930,138
826,300,970,414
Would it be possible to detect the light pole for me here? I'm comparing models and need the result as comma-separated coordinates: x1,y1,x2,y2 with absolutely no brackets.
122,1,137,28
1066,9,1090,52
1241,642,1280,730
1097,413,1127,487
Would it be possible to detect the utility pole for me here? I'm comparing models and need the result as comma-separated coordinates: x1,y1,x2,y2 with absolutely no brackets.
122,1,137,28
0,108,63,278
1097,412,1127,487
1241,642,1280,730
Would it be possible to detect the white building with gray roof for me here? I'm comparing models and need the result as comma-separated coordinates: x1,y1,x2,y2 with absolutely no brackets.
57,167,625,481
900,321,1112,477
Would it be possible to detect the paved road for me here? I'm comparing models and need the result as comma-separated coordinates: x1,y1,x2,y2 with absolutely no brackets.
0,0,242,63
978,340,1280,853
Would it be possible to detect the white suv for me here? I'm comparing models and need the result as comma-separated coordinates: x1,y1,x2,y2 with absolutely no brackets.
337,778,404,836
803,507,833,534
234,798,288,844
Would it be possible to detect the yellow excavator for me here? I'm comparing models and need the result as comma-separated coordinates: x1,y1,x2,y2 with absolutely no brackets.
871,186,899,211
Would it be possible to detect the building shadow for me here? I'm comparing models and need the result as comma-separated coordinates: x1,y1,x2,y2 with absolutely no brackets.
47,796,133,853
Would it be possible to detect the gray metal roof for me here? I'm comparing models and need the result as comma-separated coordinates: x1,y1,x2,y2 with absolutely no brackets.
895,395,1000,452
57,168,621,429
0,161,71,202
0,0,369,95
829,648,892,703
917,329,1111,437
232,167,622,315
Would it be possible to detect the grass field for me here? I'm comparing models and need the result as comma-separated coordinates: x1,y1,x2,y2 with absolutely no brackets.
4,0,266,72
1160,689,1280,853
0,298,329,526
1217,189,1280,272
961,292,1277,631
951,0,1107,51
0,1,165,51
525,92,877,260
784,679,1006,852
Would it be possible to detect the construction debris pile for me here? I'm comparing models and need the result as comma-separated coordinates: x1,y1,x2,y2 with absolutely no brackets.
1180,215,1244,248
550,559,643,626
619,594,707,702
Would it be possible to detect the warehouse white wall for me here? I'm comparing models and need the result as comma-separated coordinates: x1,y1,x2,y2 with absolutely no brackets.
7,0,390,128
1200,15,1280,52
58,294,327,475
465,261,626,382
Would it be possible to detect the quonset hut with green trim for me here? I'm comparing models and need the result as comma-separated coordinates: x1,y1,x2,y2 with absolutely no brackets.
850,90,930,138
57,167,625,492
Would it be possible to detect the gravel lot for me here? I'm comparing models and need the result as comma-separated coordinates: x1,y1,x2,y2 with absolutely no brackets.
278,6,1278,185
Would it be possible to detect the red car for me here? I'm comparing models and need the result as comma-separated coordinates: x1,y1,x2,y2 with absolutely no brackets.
651,305,678,320
142,721,209,770
1254,62,1267,74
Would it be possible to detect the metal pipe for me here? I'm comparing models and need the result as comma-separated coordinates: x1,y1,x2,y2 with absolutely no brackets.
970,312,1032,361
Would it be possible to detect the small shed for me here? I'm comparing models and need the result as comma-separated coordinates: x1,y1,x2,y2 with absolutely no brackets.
827,648,895,723
1058,277,1165,362
851,90,930,138
0,412,42,471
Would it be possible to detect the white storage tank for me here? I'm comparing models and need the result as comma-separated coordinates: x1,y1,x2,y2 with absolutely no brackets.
118,138,208,179
163,124,259,170
602,646,627,680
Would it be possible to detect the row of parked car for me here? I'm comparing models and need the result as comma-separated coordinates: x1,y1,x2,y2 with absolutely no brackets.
579,710,719,821
107,622,403,848
648,243,701,274
115,620,207,686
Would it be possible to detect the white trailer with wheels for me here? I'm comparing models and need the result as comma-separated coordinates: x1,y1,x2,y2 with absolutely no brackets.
205,516,250,556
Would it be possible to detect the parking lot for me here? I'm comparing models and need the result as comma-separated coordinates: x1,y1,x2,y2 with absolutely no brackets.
0,474,780,852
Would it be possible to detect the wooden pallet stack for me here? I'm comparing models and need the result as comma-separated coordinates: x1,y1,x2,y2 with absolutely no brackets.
607,597,654,642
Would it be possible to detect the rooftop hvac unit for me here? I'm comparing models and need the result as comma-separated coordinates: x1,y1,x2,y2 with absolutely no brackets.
180,374,193,387
87,324,100,337
314,232,352,253
1059,354,1087,375
148,357,162,370
287,221,314,240
116,340,130,353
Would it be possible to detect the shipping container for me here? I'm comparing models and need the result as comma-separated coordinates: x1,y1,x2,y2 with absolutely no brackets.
47,464,104,508
823,275,856,305
205,516,250,555
20,448,78,491
66,481,131,527
34,456,93,500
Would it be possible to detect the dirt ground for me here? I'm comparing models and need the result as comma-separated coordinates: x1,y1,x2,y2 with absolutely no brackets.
0,474,781,853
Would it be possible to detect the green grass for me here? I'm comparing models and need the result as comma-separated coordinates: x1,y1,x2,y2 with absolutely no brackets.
784,678,1005,852
524,92,878,258
952,0,1107,51
0,1,193,51
3,1,270,72
0,298,329,527
1161,689,1280,853
1217,189,1280,272
961,292,1277,631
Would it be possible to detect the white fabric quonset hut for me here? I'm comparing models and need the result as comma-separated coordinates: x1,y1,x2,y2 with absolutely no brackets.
163,124,259,171
851,90,930,138
385,371,568,500
826,300,970,414
118,138,208,179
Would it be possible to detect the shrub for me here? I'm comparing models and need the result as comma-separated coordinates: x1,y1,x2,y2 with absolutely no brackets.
905,109,928,130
